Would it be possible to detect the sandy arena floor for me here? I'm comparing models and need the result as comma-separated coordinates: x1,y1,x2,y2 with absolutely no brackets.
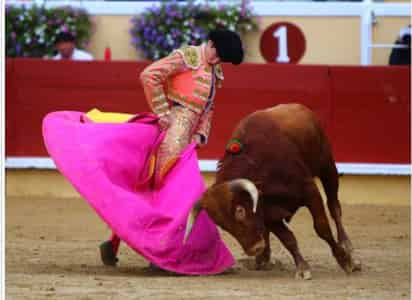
6,195,410,300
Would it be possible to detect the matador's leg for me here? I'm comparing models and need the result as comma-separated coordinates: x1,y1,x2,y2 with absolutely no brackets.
154,105,199,187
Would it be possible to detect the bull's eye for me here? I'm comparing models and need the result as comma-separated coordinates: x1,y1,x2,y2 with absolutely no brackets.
234,205,246,221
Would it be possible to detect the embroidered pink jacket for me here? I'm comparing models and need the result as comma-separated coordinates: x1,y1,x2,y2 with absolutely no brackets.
139,44,224,145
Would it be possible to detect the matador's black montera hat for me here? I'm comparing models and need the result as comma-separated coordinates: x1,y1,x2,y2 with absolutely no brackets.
208,29,244,65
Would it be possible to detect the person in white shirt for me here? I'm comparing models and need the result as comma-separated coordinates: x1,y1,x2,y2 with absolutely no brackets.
53,32,94,61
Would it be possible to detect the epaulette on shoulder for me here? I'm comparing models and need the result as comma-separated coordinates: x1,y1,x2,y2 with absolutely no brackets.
215,64,224,80
174,46,201,69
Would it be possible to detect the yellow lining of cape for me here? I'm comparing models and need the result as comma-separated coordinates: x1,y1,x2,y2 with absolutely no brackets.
86,108,134,123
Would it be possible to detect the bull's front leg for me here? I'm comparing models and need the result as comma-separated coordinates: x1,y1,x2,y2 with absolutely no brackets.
270,221,312,280
305,180,359,274
255,228,271,270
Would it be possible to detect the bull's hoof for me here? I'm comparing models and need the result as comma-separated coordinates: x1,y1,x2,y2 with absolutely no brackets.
336,244,362,274
99,240,119,267
295,263,312,280
295,269,312,280
255,258,271,270
343,256,362,273
255,250,271,271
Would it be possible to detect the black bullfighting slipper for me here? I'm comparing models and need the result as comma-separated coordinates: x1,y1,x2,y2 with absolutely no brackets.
99,240,119,266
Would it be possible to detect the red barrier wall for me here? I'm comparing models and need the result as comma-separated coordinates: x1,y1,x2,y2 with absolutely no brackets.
330,66,410,164
5,58,410,164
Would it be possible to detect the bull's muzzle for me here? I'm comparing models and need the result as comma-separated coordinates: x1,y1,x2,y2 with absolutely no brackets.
246,238,266,256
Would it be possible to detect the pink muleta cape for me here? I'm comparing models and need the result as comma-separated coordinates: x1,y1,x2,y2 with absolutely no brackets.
42,109,234,275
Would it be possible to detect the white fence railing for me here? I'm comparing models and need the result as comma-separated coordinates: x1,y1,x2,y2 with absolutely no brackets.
5,157,412,175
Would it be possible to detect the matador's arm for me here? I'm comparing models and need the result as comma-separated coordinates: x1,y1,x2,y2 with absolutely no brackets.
139,52,187,120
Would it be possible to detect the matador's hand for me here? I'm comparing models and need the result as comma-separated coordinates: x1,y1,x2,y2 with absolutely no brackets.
191,134,203,148
158,114,171,131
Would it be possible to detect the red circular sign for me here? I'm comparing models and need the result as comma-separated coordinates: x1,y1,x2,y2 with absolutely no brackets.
260,22,306,64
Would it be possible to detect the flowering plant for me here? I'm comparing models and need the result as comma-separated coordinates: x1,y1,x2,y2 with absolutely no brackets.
130,0,259,60
6,4,92,58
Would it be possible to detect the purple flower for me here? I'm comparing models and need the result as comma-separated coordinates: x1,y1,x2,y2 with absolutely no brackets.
171,28,180,38
61,24,69,32
241,0,252,17
15,43,21,55
131,36,140,45
169,10,177,18
150,7,160,16
156,35,164,44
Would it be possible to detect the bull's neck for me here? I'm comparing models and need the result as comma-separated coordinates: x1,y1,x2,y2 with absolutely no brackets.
216,155,261,185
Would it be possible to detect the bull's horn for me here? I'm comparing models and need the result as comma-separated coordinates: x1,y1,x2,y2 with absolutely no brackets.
228,179,259,213
183,200,203,243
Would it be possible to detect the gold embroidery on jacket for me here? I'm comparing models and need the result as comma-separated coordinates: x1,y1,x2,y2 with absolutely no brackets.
152,94,167,103
155,104,169,116
165,45,223,113
204,65,212,73
195,105,214,145
168,90,188,102
215,64,224,80
175,46,201,69
193,89,209,101
194,76,212,87
152,87,163,97
168,96,204,114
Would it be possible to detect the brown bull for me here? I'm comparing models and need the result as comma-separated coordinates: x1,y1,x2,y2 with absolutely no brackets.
184,103,361,279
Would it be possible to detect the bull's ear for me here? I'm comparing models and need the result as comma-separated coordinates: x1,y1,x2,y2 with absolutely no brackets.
234,205,246,221
183,200,203,243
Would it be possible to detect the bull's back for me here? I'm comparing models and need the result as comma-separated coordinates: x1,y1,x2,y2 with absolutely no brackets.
237,103,334,176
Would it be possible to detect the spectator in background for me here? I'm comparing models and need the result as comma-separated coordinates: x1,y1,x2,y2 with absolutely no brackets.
389,25,411,66
53,32,94,61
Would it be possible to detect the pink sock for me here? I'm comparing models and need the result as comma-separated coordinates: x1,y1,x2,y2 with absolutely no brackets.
110,233,121,254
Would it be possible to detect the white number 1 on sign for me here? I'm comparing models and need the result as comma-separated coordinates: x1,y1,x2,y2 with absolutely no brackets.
273,26,290,63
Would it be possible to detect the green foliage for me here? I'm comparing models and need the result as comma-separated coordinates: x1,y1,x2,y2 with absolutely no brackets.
6,4,92,58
